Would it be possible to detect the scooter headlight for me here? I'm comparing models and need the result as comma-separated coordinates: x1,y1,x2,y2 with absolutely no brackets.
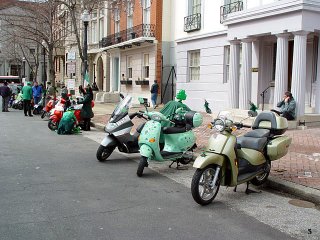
214,119,225,132
106,122,117,131
151,114,161,121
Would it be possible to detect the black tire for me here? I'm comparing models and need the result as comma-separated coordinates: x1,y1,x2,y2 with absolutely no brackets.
18,104,23,110
41,111,46,119
191,165,221,205
33,108,39,115
96,145,115,162
137,157,148,177
48,119,58,131
250,162,271,186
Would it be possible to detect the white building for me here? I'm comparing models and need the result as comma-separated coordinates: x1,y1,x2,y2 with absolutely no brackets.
174,0,320,118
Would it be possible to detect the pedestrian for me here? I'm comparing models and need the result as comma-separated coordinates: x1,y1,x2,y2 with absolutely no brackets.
46,82,55,97
150,80,159,109
271,91,296,120
77,85,94,131
21,82,33,117
32,81,42,104
0,81,12,112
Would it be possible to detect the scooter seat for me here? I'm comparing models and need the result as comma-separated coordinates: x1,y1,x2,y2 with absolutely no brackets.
237,136,268,152
243,129,270,138
163,126,186,134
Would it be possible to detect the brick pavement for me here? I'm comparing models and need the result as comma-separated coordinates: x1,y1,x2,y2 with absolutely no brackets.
93,110,320,191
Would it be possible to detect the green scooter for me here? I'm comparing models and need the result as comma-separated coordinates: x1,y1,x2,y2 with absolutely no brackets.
136,96,203,177
191,111,292,205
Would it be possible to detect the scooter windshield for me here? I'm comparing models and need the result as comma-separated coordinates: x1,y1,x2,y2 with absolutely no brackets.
110,95,132,123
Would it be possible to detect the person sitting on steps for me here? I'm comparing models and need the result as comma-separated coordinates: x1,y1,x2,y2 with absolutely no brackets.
271,91,296,120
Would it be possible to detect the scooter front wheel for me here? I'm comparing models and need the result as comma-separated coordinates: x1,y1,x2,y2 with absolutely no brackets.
48,119,58,131
191,165,221,205
96,145,115,162
137,157,148,177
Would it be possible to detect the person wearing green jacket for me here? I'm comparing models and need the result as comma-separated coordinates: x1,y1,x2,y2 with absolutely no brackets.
21,82,33,117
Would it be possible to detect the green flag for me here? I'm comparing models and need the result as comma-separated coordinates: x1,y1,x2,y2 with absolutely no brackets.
84,70,90,86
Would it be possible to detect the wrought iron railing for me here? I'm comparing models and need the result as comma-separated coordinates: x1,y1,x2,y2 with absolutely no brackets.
220,1,243,23
99,24,156,48
184,13,201,32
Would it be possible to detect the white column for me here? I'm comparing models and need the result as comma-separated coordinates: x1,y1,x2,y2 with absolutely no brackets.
229,40,240,108
291,31,308,118
251,39,260,105
315,36,320,114
273,33,289,109
239,39,252,109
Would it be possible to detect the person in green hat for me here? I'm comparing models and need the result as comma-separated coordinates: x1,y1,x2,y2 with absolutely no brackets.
160,89,191,119
21,82,33,116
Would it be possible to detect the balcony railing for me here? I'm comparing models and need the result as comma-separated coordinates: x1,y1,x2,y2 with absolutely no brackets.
184,13,201,32
99,24,156,48
220,1,243,23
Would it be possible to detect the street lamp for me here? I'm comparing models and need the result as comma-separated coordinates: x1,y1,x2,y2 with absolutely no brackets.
81,9,90,86
42,40,47,95
22,57,26,80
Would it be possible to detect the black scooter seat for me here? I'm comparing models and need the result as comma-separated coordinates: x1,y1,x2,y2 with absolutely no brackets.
243,129,270,138
237,136,268,152
163,126,186,134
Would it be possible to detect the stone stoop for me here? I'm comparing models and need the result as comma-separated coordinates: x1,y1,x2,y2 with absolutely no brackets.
298,114,320,127
95,92,120,103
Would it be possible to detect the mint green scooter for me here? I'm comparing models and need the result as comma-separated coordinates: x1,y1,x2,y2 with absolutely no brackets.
136,91,203,177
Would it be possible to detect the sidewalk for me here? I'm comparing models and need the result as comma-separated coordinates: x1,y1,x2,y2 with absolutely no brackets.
92,103,320,204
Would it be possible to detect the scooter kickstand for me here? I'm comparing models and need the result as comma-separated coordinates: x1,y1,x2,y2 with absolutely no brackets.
234,186,237,192
169,161,175,168
245,182,260,194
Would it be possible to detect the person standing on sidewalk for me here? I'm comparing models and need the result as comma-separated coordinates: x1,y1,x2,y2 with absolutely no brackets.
22,82,33,117
77,85,94,131
0,81,12,112
150,80,159,109
32,81,42,104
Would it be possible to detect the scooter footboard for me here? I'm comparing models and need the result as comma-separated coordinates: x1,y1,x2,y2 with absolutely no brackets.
193,152,225,169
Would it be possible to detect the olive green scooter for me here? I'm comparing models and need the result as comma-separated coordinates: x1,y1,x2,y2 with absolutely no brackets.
191,111,292,205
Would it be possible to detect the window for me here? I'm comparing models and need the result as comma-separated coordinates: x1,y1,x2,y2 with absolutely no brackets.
223,46,230,83
127,1,133,29
30,48,35,55
99,8,104,39
143,54,149,79
143,0,151,24
188,50,200,81
127,56,133,79
115,8,120,34
188,0,201,15
91,21,97,43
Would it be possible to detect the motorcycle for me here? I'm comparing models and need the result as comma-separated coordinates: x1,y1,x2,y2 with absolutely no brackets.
190,111,292,205
41,96,55,119
96,95,149,161
33,96,45,115
136,99,203,177
48,98,66,131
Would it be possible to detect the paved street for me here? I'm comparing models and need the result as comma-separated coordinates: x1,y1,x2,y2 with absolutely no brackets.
0,107,319,239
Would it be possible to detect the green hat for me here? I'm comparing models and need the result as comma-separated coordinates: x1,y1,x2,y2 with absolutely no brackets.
27,82,32,86
176,89,187,101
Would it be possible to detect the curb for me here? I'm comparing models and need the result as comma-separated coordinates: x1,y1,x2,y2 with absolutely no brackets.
267,176,320,205
92,120,320,205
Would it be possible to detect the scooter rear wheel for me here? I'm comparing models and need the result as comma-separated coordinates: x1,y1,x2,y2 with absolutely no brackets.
250,162,271,186
191,165,221,205
137,157,148,177
96,145,114,162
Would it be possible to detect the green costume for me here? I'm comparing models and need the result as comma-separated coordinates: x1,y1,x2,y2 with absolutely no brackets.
160,90,191,119
57,111,77,135
21,82,33,100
